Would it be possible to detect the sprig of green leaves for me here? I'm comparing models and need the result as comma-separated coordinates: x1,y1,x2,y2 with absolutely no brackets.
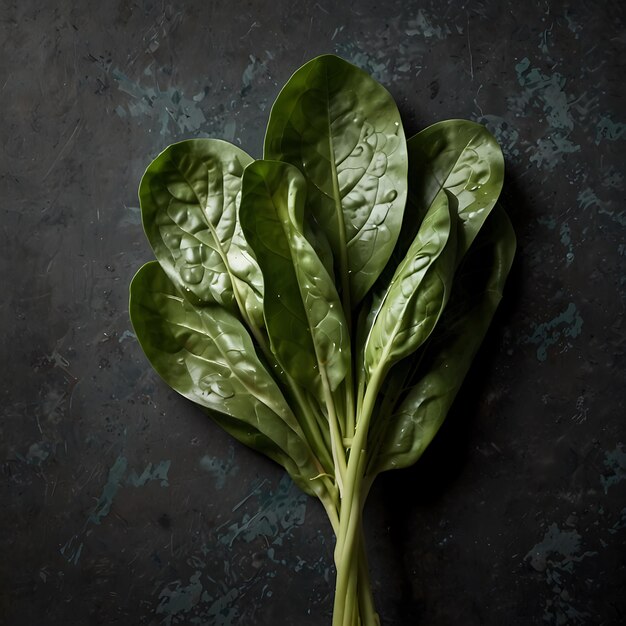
129,54,515,626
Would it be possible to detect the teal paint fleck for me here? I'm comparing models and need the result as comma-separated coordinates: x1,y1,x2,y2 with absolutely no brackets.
200,589,240,626
241,55,267,95
559,222,574,266
199,446,238,489
222,119,236,143
118,329,136,343
25,441,52,465
595,115,626,144
336,32,437,84
564,11,582,37
525,523,582,572
601,444,626,494
62,456,171,564
514,57,530,77
156,571,204,626
514,58,573,130
538,215,557,230
112,66,207,136
538,23,553,55
152,475,315,623
155,571,242,626
511,57,587,171
127,460,171,487
475,114,520,158
578,187,626,227
577,187,601,211
218,475,307,547
336,45,390,83
525,524,597,625
525,303,583,362
601,167,624,190
89,455,128,525
529,134,580,170
89,456,170,522
405,10,450,39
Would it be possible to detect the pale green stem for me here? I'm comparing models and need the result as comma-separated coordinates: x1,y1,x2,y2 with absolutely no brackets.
344,367,356,439
362,373,404,477
321,470,379,626
332,491,380,626
344,567,358,626
357,536,378,626
333,362,387,626
356,494,379,626
320,368,348,495
286,377,335,471
332,451,364,626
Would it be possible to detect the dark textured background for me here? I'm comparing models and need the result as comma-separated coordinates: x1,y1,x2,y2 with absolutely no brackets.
1,1,625,624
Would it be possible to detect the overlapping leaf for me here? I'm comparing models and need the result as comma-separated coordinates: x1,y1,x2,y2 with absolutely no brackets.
129,261,323,494
239,160,350,395
404,119,504,262
264,54,408,308
363,191,457,382
367,207,516,476
139,139,263,328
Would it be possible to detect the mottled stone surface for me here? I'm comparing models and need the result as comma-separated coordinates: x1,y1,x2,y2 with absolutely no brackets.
1,1,624,624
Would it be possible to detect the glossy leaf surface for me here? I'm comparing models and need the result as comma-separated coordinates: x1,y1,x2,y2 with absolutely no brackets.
405,119,504,261
239,160,350,394
264,54,408,307
129,261,322,494
139,139,263,327
363,191,456,380
368,207,516,476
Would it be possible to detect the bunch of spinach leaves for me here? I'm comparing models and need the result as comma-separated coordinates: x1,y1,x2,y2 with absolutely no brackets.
129,54,515,626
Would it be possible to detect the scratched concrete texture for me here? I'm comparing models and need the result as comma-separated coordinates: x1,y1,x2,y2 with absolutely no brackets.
1,0,624,624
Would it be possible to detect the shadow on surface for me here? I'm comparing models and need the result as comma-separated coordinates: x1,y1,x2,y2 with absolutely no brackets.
367,169,532,624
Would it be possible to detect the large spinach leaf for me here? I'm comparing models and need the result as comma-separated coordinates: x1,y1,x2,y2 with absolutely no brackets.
404,119,504,261
363,190,456,383
139,139,264,329
129,261,328,496
239,160,350,396
264,54,408,310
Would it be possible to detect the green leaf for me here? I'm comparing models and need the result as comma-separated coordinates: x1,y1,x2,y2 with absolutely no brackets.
239,160,350,395
264,54,408,308
363,190,457,381
405,119,504,261
367,206,516,476
139,139,263,329
129,261,324,495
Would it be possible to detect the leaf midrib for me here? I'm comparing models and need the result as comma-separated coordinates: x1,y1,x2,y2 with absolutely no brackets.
324,66,351,312
417,131,481,203
172,157,248,313
372,221,449,373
